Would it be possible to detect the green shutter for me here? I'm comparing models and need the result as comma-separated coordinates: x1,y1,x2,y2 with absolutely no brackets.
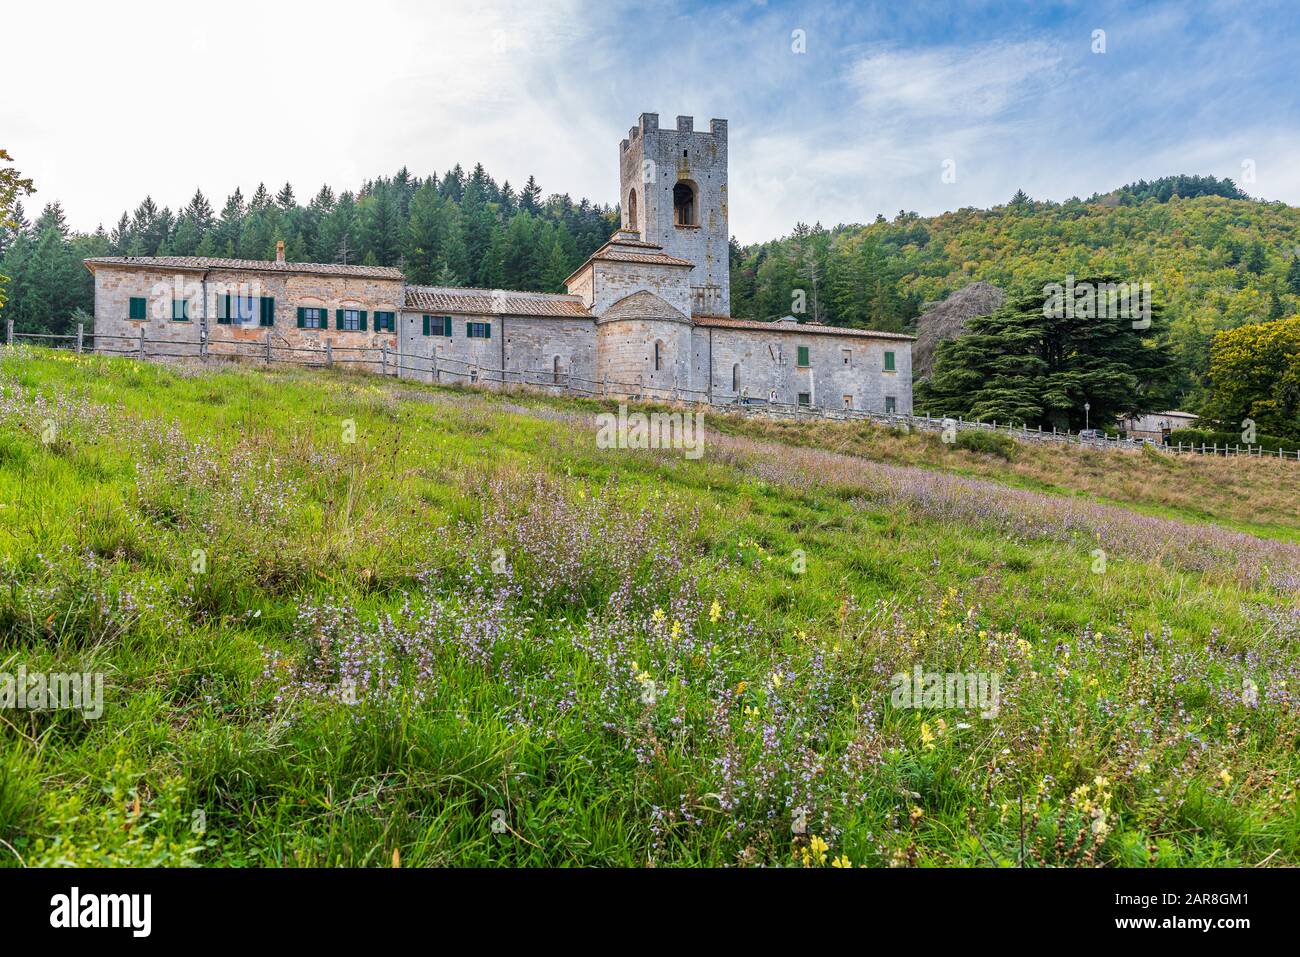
422,315,430,336
485,322,491,339
797,346,810,367
129,297,146,320
443,316,452,337
297,307,306,329
359,311,367,331
261,297,275,326
884,350,895,371
336,309,344,330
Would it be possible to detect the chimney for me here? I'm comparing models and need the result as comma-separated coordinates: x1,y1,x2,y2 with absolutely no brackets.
275,240,285,264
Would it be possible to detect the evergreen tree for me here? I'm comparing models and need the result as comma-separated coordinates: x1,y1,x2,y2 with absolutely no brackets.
439,164,465,202
129,196,168,255
170,189,213,256
108,211,132,255
404,180,450,284
916,275,1177,429
358,181,403,266
502,211,541,290
249,183,272,211
477,221,507,288
1286,255,1300,295
212,189,245,257
541,230,571,292
440,216,470,285
520,175,542,215
433,261,462,287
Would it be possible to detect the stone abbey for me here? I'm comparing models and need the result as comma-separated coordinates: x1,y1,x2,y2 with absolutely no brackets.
86,112,913,412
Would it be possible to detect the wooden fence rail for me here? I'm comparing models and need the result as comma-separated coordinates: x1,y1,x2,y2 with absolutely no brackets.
5,322,1298,463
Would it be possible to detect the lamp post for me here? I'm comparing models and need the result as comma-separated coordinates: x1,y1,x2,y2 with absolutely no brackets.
1084,401,1090,433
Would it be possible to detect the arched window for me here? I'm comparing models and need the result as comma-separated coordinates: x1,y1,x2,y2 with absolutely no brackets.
627,188,638,230
732,362,740,393
673,180,697,226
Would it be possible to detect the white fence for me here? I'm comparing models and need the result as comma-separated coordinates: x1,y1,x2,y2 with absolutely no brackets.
6,321,1298,463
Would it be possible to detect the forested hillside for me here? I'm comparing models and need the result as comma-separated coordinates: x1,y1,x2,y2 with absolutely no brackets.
730,177,1300,405
0,165,618,335
5,163,1300,412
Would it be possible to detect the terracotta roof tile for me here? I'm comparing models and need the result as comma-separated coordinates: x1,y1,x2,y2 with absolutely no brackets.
404,286,591,318
563,232,694,286
84,255,404,280
600,290,689,322
593,248,695,268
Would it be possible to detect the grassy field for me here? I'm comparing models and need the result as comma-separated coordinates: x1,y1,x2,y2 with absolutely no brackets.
1,347,1297,867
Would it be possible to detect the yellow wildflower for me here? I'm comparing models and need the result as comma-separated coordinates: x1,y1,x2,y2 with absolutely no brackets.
709,600,722,623
920,722,936,750
1219,769,1233,787
909,806,924,824
650,608,666,624
809,835,829,864
831,854,851,868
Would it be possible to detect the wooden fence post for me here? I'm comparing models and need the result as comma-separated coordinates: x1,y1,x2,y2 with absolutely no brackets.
265,331,272,362
325,341,333,368
5,319,12,346
381,345,388,375
138,327,145,359
76,323,84,354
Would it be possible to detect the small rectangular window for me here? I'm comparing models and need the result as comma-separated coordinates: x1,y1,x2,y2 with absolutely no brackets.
374,311,395,332
884,350,896,372
298,307,324,329
885,396,897,413
259,296,275,327
797,392,811,407
797,346,810,367
843,395,853,410
338,309,362,331
223,295,255,326
129,297,147,320
423,315,453,337
171,298,190,321
841,348,851,365
467,321,491,339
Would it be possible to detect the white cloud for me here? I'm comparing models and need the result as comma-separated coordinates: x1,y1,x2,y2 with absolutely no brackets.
848,40,1066,122
2,0,1297,248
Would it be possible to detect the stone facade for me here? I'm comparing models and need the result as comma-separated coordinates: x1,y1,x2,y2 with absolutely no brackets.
87,251,403,364
620,113,729,317
691,319,913,412
85,112,914,412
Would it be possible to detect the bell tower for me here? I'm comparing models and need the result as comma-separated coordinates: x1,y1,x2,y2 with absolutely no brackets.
619,112,730,318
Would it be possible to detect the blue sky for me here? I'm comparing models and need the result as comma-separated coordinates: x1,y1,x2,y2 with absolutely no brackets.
6,0,1299,242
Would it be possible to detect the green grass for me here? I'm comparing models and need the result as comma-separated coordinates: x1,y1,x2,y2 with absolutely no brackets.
0,347,1297,867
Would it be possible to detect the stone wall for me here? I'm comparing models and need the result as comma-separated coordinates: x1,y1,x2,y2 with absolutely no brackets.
596,317,695,396
91,265,403,362
619,112,729,317
590,261,693,320
690,325,913,412
397,312,598,388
